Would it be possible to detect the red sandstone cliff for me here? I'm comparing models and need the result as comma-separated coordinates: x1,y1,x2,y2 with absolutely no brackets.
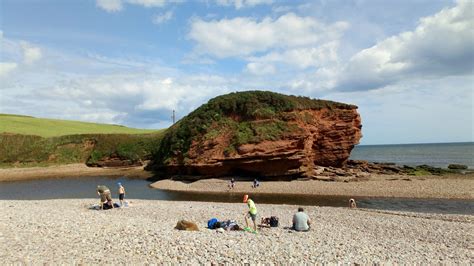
160,108,362,178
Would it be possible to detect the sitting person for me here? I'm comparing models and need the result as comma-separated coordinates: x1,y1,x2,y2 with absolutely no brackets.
219,220,240,231
292,207,311,232
260,217,271,227
102,199,114,210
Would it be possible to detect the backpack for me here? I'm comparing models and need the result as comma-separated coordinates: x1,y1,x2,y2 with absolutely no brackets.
269,216,279,227
207,218,219,229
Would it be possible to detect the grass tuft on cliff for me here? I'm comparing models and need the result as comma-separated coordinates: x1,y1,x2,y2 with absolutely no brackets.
152,90,356,166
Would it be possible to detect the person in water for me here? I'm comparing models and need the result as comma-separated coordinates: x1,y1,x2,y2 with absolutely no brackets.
97,185,114,210
118,182,126,207
243,194,258,233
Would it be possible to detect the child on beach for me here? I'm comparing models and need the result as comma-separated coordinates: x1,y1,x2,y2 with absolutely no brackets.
349,198,357,208
118,182,125,207
243,194,258,233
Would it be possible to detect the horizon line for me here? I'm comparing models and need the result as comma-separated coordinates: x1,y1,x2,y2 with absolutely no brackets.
358,141,473,146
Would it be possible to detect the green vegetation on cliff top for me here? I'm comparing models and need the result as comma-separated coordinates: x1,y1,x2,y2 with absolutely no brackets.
152,91,356,166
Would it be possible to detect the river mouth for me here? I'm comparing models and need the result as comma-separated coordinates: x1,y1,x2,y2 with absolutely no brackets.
0,176,472,215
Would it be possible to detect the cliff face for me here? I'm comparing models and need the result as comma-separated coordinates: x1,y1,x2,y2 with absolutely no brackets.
150,92,362,178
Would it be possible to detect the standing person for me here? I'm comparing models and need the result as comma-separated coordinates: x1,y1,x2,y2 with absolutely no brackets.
118,182,126,207
229,178,235,189
292,207,311,232
97,185,114,210
349,198,357,208
243,194,258,233
252,179,259,188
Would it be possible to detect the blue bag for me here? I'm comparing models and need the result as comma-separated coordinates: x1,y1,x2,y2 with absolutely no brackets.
207,218,218,229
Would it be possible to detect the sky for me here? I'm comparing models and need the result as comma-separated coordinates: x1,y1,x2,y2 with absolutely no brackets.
0,0,472,145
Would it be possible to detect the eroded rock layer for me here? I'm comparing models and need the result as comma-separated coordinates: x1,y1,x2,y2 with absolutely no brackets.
151,106,362,178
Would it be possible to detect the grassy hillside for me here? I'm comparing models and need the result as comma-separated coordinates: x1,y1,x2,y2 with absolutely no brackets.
0,114,165,168
0,114,158,137
0,133,164,168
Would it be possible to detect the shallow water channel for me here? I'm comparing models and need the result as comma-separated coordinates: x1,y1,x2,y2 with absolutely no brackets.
0,176,472,215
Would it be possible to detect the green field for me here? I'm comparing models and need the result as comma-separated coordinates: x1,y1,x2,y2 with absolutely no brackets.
0,114,159,137
0,114,165,168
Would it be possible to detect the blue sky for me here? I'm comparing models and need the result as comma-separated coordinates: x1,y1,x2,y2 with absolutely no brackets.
0,0,472,145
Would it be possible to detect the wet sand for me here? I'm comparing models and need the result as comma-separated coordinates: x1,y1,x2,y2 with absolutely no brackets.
151,175,474,199
0,199,472,264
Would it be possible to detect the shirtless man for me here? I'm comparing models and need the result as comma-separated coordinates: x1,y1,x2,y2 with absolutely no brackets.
118,182,125,207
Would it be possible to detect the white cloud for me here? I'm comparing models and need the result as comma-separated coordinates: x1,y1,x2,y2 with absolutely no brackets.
127,0,167,8
189,13,349,58
326,77,474,144
96,0,123,12
152,10,173,25
0,62,18,77
21,42,42,65
334,0,474,91
96,0,174,12
216,0,273,9
0,37,235,127
79,111,127,124
24,73,232,128
247,41,340,70
245,62,275,75
0,37,42,78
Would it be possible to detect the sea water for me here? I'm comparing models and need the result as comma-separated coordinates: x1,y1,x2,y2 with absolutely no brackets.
350,142,474,169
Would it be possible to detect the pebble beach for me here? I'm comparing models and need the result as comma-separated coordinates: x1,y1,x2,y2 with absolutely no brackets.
1,199,472,264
